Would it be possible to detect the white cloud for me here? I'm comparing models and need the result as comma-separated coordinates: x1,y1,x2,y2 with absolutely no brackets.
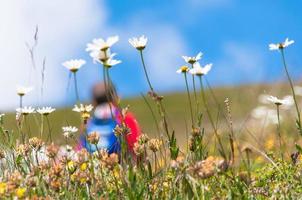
0,0,105,110
0,0,190,110
144,27,188,91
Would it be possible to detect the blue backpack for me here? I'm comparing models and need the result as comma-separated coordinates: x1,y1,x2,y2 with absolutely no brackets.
81,105,121,154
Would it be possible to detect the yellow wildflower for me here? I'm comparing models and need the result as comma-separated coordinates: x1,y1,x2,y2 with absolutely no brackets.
113,167,120,178
15,187,26,198
80,162,87,171
265,138,275,150
0,182,7,195
255,156,264,164
67,160,76,173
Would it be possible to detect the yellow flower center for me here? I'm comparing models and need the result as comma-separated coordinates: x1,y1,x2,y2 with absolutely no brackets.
82,112,91,120
17,92,25,96
70,67,78,73
180,66,189,73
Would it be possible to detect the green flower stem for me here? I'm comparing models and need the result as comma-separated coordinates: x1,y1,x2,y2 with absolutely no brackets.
184,72,194,127
25,115,31,139
103,65,129,163
245,150,251,183
104,67,114,119
191,64,199,115
139,50,153,91
46,116,52,143
276,105,283,161
192,75,197,102
19,96,23,108
73,72,80,103
20,116,25,144
40,115,44,139
138,50,171,141
94,143,100,156
280,49,301,132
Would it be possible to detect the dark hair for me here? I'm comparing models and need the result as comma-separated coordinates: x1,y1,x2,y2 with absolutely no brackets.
92,82,118,105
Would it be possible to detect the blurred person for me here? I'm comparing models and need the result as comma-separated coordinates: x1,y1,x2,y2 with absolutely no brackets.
77,82,141,154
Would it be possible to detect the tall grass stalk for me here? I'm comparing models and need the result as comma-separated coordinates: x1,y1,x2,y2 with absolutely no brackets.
198,76,226,159
224,98,235,164
140,93,161,136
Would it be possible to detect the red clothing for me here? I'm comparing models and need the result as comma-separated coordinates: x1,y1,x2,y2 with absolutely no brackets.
117,112,141,151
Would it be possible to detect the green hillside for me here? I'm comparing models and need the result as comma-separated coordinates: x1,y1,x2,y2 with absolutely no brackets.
2,82,295,148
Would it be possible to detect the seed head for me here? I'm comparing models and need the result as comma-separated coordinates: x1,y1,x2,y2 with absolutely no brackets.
148,138,162,152
87,131,100,145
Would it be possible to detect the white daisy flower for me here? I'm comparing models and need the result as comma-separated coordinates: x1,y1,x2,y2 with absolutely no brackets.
62,126,78,138
104,57,122,67
65,145,73,152
37,107,56,116
281,95,294,109
182,52,203,64
176,66,189,74
16,85,33,96
72,104,93,113
129,35,148,50
86,36,119,52
189,62,212,76
90,51,121,67
58,145,76,159
62,59,86,73
16,106,35,115
87,41,121,67
267,110,281,124
251,106,271,119
251,106,280,125
269,38,294,51
267,95,292,106
33,146,49,163
89,49,111,63
16,112,21,121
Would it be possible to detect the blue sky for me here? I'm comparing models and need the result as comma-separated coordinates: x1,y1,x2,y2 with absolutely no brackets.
80,0,302,95
0,0,302,109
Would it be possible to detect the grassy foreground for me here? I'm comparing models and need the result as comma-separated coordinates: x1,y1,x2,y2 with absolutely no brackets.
1,83,302,199
1,36,302,199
